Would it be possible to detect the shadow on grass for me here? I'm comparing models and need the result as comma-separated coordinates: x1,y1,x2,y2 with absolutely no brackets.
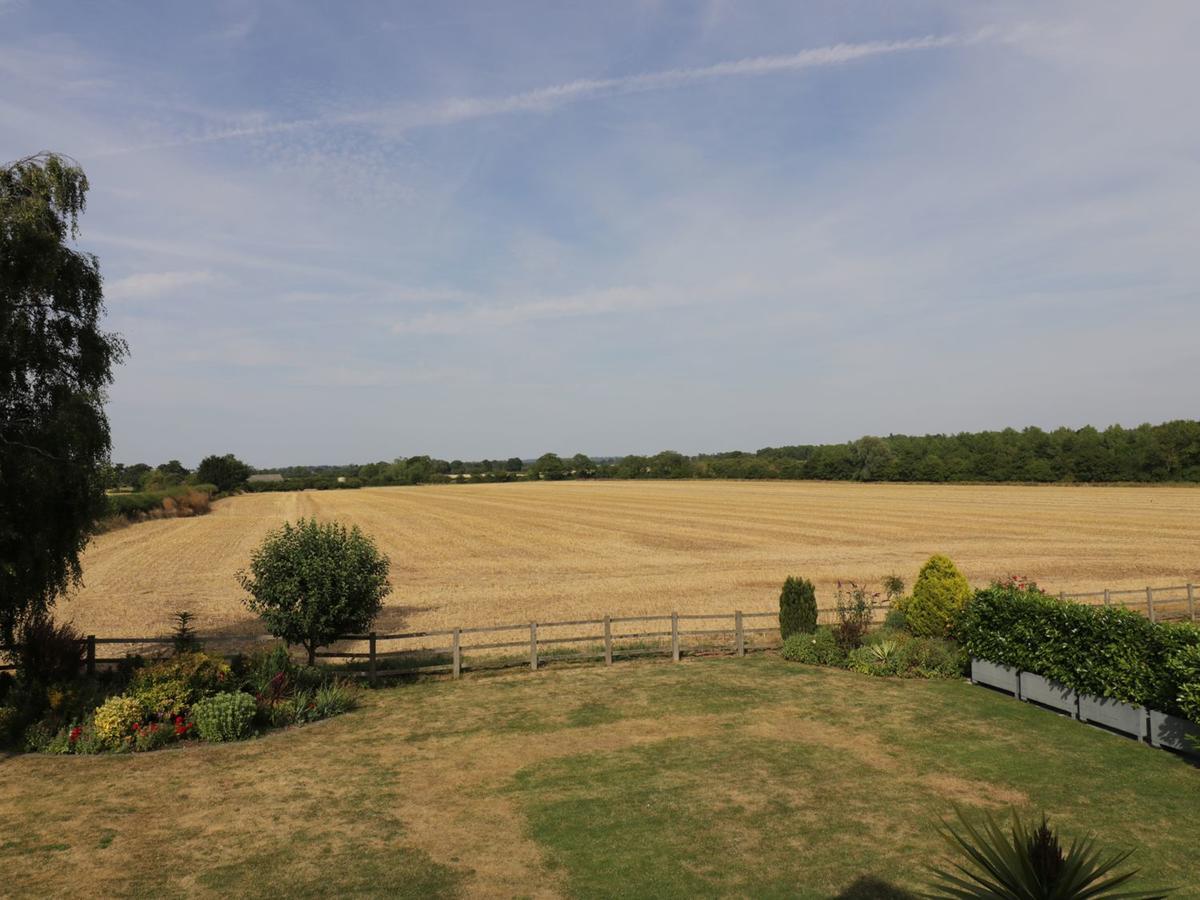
833,875,919,899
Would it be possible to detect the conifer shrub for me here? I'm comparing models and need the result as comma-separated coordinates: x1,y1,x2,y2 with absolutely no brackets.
779,576,818,640
903,555,971,638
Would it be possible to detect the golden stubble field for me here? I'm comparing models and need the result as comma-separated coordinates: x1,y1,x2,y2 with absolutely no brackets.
58,481,1200,640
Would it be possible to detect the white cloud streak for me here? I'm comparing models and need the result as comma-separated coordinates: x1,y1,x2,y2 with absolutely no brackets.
105,269,218,301
95,30,988,156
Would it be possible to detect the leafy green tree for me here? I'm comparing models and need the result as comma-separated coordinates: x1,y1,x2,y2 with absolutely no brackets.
159,459,188,478
238,518,391,664
505,457,523,472
532,452,566,480
570,453,594,477
195,453,251,492
0,153,126,640
902,554,972,638
779,576,818,639
122,462,152,487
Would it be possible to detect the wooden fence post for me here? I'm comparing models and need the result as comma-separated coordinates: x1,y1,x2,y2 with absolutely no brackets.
735,611,744,657
671,612,680,662
1103,589,1111,607
603,616,612,666
529,622,538,671
452,628,461,679
1188,584,1196,623
1146,586,1155,623
85,635,95,676
368,631,377,687
1059,590,1067,603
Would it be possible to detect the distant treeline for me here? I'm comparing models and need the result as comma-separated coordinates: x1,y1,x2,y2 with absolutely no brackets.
238,420,1200,488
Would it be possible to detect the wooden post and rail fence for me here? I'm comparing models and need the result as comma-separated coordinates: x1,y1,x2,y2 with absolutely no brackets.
2,582,1196,678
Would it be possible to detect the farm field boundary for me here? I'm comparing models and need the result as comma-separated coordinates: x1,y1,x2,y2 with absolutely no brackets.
5,581,1195,676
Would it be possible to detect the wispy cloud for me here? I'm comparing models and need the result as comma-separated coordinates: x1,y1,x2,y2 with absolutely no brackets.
96,31,988,156
105,269,218,301
391,285,684,335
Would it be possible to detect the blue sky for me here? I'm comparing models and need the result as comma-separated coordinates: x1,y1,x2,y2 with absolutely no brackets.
2,1,1197,466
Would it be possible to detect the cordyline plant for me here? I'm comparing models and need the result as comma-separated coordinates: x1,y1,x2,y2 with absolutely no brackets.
924,808,1172,899
238,518,390,665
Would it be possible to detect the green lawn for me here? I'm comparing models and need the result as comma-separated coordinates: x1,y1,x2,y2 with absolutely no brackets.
1,655,1196,898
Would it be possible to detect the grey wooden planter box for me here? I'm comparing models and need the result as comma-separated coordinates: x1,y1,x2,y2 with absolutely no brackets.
1078,694,1145,740
1148,709,1200,754
1019,671,1078,718
971,658,1020,696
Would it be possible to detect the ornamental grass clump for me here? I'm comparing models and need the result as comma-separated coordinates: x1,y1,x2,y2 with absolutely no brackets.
927,808,1172,899
192,692,257,742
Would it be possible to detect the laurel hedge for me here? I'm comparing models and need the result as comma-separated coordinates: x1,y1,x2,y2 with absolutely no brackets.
959,584,1200,718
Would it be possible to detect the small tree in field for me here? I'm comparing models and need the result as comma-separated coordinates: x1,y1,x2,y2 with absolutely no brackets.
779,576,818,639
238,518,390,665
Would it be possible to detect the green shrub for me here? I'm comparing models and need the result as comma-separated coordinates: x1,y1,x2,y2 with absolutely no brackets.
0,705,19,746
903,555,971,638
779,576,818,639
833,582,875,650
129,652,231,718
12,613,85,683
882,607,907,631
848,641,904,677
92,695,145,748
238,518,390,665
192,692,257,742
832,630,966,679
781,627,846,667
901,636,968,678
960,583,1200,717
1166,644,1200,722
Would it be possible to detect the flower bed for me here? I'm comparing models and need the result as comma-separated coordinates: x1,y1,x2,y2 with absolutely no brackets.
0,646,358,755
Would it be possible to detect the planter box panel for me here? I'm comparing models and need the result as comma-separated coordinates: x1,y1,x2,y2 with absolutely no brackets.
971,658,1020,695
1019,672,1078,717
1148,710,1200,754
1079,694,1145,740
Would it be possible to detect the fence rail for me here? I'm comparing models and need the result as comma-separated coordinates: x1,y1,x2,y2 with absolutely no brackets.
1058,583,1197,624
2,581,1195,676
0,609,784,678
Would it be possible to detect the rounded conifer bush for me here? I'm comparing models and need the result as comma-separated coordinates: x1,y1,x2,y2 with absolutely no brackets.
779,576,818,639
902,555,971,638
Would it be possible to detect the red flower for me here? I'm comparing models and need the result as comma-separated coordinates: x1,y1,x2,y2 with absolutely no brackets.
69,726,82,743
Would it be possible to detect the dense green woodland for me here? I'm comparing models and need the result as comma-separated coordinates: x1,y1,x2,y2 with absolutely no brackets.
113,420,1200,492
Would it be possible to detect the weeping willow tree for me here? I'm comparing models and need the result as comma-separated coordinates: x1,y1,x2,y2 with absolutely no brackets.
0,153,126,642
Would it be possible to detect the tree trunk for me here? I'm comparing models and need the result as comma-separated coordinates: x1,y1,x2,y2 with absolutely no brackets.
306,643,316,666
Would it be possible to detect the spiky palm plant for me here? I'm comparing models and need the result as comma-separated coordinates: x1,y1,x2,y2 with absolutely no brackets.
924,809,1172,899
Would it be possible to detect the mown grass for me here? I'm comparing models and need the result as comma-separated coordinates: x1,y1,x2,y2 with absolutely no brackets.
1,655,1196,898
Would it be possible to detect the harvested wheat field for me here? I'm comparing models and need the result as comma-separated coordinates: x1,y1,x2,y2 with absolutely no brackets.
58,481,1199,642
